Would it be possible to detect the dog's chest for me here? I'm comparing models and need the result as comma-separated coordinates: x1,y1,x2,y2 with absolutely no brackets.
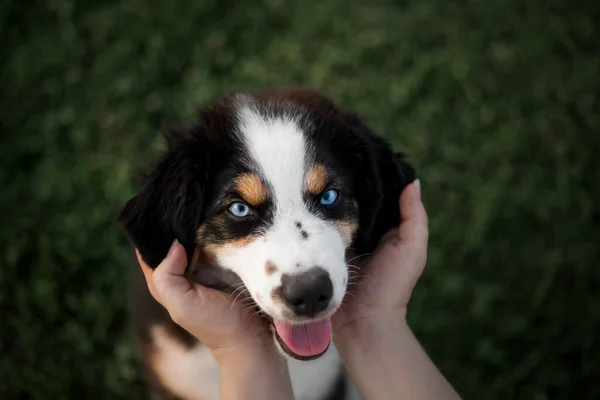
287,345,344,399
151,325,346,400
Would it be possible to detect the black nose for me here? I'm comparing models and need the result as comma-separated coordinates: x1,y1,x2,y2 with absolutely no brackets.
280,267,333,317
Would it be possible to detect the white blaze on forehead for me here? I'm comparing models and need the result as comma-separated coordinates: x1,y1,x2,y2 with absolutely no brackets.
225,101,347,321
235,104,310,209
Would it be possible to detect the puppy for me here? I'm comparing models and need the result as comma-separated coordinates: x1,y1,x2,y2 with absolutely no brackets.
119,88,416,400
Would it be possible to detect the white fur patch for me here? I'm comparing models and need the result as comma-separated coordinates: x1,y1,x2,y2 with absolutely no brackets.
287,344,345,400
214,102,348,321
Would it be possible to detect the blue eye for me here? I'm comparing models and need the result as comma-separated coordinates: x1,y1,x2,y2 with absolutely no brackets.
320,189,339,205
228,202,251,217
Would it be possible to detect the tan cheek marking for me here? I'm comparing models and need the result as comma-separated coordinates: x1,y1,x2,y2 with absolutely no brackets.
183,245,221,280
305,163,329,195
335,219,359,246
234,173,268,206
265,260,277,275
184,247,200,278
189,225,218,277
202,235,257,258
197,218,257,253
226,236,255,248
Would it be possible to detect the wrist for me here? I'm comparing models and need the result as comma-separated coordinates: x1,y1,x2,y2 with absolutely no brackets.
333,307,408,351
334,312,461,400
215,336,294,400
212,335,282,367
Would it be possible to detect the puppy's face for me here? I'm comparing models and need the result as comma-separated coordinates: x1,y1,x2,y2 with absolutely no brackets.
120,89,415,360
197,107,357,353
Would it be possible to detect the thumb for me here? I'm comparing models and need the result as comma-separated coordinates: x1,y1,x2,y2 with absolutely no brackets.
396,180,428,265
398,180,427,240
152,240,199,311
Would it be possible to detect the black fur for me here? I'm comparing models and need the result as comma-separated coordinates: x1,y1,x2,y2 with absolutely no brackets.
296,94,416,253
118,137,209,269
119,88,415,269
118,88,416,400
118,106,238,269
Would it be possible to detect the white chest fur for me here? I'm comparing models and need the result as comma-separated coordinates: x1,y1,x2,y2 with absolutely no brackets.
287,344,344,400
150,326,353,400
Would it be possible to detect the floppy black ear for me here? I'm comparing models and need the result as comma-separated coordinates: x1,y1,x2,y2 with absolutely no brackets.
118,135,209,269
365,147,416,251
337,112,416,253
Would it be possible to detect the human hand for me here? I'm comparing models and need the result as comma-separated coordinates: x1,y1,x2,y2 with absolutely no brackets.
136,240,273,361
137,241,294,399
332,180,428,337
331,181,460,400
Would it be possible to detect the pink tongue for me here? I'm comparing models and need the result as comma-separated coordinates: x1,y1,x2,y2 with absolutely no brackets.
273,319,332,357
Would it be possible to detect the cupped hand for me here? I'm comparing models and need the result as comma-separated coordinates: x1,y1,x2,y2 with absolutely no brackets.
333,180,428,335
136,241,272,359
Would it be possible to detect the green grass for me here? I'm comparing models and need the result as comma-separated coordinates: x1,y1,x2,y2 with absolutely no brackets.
1,0,599,398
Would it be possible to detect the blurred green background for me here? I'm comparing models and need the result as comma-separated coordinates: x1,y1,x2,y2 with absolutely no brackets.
1,0,598,398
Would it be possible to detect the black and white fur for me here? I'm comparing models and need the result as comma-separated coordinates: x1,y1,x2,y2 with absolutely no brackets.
119,88,415,400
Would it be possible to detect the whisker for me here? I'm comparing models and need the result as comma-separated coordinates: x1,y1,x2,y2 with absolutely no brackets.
232,290,249,307
243,306,257,316
229,288,250,302
224,282,245,292
347,274,365,279
348,270,369,277
241,304,259,316
228,284,246,299
240,298,258,309
349,275,370,281
347,272,367,279
248,307,268,319
238,298,254,307
347,279,364,285
346,253,372,263
230,289,249,313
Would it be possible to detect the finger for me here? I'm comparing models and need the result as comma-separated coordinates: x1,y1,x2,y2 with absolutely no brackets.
379,228,398,245
372,181,428,254
397,180,428,258
151,240,199,311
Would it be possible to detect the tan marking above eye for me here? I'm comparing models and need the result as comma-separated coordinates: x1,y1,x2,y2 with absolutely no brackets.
234,173,268,206
265,260,277,275
305,163,329,195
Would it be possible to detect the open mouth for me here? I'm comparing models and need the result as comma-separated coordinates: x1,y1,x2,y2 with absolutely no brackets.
256,309,333,360
270,318,332,361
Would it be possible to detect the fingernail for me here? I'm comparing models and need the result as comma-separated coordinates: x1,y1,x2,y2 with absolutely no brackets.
413,179,421,205
167,239,179,258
